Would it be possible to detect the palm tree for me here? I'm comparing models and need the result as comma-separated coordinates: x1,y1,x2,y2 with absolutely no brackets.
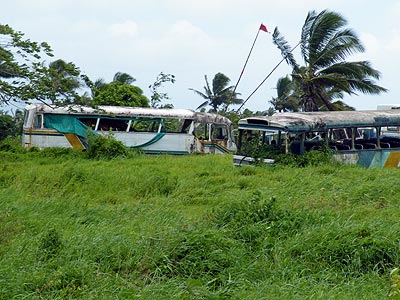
90,78,107,98
112,72,135,85
272,10,387,111
270,76,300,112
48,59,82,95
189,72,242,112
91,72,136,98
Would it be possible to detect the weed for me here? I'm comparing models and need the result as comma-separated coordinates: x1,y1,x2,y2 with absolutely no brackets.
37,228,63,260
85,133,131,159
36,147,84,158
0,136,25,153
389,268,400,299
289,225,400,275
150,227,242,284
238,166,257,176
1,153,400,299
276,146,334,167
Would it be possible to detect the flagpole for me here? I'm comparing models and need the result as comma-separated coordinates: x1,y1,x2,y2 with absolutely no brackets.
236,41,301,113
230,25,266,102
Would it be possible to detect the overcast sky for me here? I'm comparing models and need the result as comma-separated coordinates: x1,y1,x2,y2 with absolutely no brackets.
3,0,400,112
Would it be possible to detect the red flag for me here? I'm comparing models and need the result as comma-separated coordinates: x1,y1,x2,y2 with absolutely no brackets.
259,23,268,33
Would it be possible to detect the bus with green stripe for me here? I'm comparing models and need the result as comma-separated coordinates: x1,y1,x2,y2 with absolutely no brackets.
23,104,237,154
234,110,400,168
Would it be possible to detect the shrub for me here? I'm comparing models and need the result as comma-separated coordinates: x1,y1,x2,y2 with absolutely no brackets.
276,146,334,167
0,136,25,153
85,133,131,160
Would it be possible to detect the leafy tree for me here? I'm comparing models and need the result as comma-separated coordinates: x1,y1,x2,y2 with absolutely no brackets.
0,24,89,106
0,47,18,79
0,110,23,140
272,10,387,111
149,72,175,108
29,59,88,105
189,72,242,112
91,72,149,107
0,24,52,105
270,76,300,112
93,81,149,107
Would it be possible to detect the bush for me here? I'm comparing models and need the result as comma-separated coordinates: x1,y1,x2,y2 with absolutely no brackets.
276,146,334,167
85,133,132,160
0,136,25,153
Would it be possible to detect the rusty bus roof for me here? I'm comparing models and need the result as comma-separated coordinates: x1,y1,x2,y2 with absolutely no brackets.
238,110,400,132
25,103,232,125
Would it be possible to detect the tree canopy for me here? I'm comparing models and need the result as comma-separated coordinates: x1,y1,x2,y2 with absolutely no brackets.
272,10,387,111
0,24,88,106
270,76,300,112
189,73,242,112
149,72,175,108
93,81,149,107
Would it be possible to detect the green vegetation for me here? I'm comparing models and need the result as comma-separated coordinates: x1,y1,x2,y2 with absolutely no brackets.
271,10,386,112
189,72,243,112
91,72,149,107
0,144,399,299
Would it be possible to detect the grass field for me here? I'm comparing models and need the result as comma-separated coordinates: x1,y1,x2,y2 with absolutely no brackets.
1,149,400,299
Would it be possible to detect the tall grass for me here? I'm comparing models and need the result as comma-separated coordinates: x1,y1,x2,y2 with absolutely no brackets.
0,147,399,299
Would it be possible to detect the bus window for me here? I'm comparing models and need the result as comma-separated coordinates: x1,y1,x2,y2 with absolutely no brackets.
212,125,227,140
34,114,43,128
163,118,186,133
129,119,160,132
98,118,129,131
360,128,377,139
78,117,98,129
332,129,347,140
194,122,208,139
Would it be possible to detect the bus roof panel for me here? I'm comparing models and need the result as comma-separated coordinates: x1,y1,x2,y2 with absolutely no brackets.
26,104,232,125
238,110,400,131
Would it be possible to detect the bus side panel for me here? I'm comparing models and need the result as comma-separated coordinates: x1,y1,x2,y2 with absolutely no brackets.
111,132,196,154
201,140,232,154
383,151,400,168
333,149,400,168
22,129,73,149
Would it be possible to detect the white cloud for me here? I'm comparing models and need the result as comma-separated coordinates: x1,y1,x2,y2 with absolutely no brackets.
360,32,380,54
108,20,139,38
164,20,212,48
386,35,400,52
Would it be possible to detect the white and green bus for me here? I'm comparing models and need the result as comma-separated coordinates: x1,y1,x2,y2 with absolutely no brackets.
234,110,400,168
23,104,237,154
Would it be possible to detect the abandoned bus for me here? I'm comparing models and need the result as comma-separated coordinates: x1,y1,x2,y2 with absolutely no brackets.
23,104,237,154
234,110,400,168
